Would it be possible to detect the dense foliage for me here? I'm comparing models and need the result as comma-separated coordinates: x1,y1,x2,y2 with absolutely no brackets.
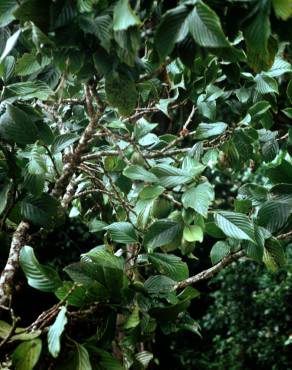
170,249,292,369
0,0,291,368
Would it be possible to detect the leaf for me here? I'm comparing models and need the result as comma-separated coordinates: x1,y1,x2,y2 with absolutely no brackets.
51,133,79,154
214,211,255,243
238,183,268,206
151,163,205,188
113,0,141,31
12,339,42,370
0,29,21,62
265,161,292,184
144,220,182,251
0,182,11,216
188,1,230,48
257,201,291,232
262,138,279,162
183,225,204,242
263,237,286,271
0,104,39,145
182,181,214,218
91,348,123,370
287,79,292,103
4,80,53,101
24,144,47,195
248,101,271,118
21,194,59,227
72,342,92,370
0,0,18,27
20,246,62,292
134,351,154,370
148,253,189,281
272,0,292,20
104,222,138,244
15,53,47,76
195,122,227,140
123,165,158,183
48,306,68,358
243,1,274,72
139,185,165,200
105,73,137,116
210,241,231,265
144,275,176,295
255,74,278,94
155,5,190,59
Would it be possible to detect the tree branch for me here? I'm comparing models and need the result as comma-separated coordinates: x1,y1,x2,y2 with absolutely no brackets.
0,221,30,307
173,250,245,290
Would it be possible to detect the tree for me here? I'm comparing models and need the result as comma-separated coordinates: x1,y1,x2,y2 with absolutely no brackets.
0,0,291,368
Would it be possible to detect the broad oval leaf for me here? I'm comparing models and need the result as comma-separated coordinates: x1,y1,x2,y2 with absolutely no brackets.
214,211,256,243
48,306,68,358
144,220,182,251
20,246,62,292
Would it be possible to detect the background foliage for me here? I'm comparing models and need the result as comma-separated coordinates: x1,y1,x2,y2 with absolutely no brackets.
0,0,292,369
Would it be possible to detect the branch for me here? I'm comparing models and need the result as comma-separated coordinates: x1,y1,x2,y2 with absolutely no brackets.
0,221,30,307
173,250,245,290
51,84,102,198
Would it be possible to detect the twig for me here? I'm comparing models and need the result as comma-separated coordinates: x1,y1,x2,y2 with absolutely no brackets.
277,230,292,240
173,250,245,290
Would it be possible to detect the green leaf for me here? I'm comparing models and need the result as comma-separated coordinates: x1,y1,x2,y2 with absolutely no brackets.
183,225,204,242
263,237,286,271
20,246,62,292
0,0,18,27
0,29,21,62
4,80,53,101
238,183,268,206
188,1,230,48
272,0,292,20
148,253,189,281
257,201,291,232
262,138,279,162
255,74,278,94
155,5,190,59
51,133,79,154
139,185,165,200
195,122,227,140
123,165,158,183
21,194,59,227
265,161,292,184
182,181,214,218
105,73,137,116
243,1,274,72
113,0,141,31
72,342,92,370
144,275,176,295
210,241,231,265
0,182,11,216
15,53,48,76
24,144,47,195
144,220,182,251
287,79,292,103
248,101,271,118
0,320,41,342
12,339,42,370
151,163,205,188
134,351,154,370
48,306,68,358
214,211,255,243
91,348,124,370
0,104,39,145
104,222,138,244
